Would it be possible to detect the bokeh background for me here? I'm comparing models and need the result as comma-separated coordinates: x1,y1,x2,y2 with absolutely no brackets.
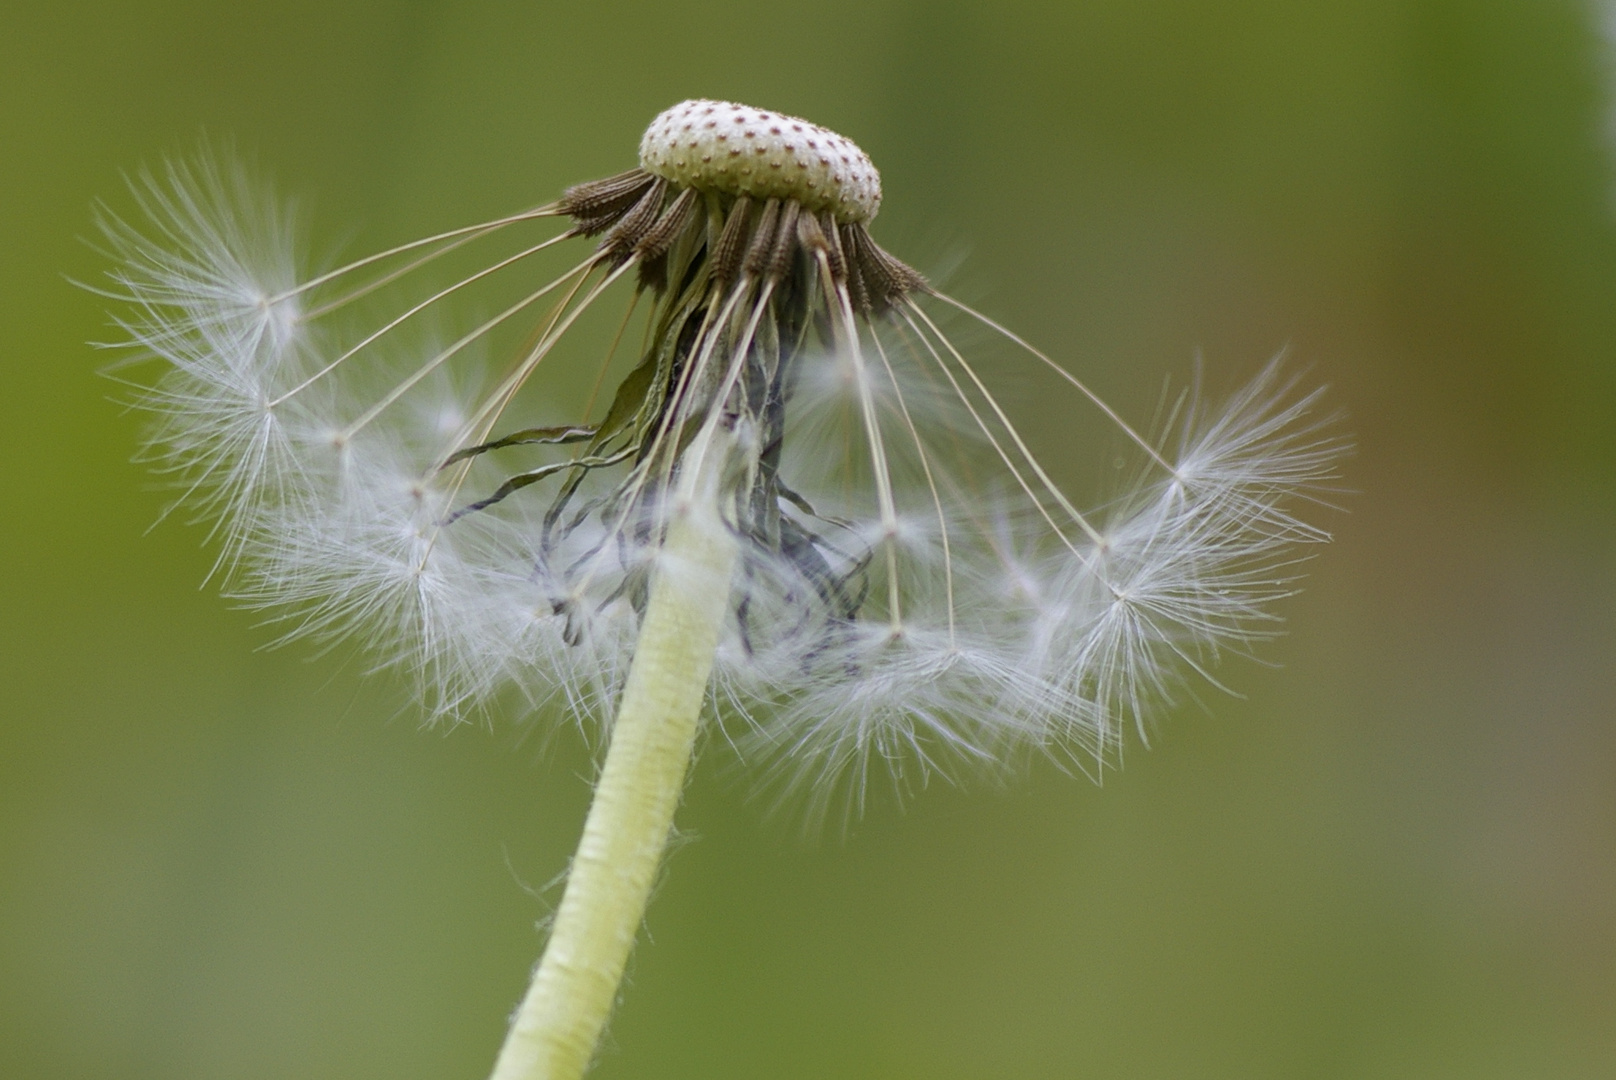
4,1,1614,1077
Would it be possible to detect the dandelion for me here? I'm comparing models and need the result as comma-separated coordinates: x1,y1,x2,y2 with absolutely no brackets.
94,101,1343,1080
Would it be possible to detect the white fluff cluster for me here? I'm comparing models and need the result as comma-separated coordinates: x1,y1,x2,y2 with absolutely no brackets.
722,345,1338,817
96,148,1341,813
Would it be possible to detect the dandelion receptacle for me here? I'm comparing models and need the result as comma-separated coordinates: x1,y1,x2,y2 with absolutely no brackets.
95,100,1343,1079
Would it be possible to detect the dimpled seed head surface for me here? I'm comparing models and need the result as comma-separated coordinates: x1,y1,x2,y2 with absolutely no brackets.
639,100,882,224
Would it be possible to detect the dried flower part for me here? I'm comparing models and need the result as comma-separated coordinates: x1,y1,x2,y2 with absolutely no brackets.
639,99,882,224
560,177,923,309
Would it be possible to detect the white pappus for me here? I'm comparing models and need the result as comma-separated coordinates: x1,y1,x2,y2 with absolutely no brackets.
94,101,1344,818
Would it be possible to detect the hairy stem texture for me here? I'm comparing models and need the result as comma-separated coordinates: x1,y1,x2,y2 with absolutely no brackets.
487,465,738,1080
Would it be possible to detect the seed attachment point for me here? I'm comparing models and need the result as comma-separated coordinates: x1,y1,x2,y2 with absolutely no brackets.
640,100,882,224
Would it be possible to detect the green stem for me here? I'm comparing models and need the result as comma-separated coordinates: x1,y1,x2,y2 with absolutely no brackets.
487,449,738,1080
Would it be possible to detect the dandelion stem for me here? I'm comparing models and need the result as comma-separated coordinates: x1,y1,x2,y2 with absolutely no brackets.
487,437,738,1080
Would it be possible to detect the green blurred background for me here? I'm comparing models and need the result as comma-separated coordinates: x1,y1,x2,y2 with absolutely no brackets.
4,1,1614,1077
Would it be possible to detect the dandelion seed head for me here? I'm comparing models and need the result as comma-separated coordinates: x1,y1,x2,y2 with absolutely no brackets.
97,105,1345,813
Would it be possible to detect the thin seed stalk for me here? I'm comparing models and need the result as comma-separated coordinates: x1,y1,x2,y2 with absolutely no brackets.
488,444,738,1080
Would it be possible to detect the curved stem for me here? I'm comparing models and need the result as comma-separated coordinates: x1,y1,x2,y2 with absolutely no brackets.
487,441,738,1080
